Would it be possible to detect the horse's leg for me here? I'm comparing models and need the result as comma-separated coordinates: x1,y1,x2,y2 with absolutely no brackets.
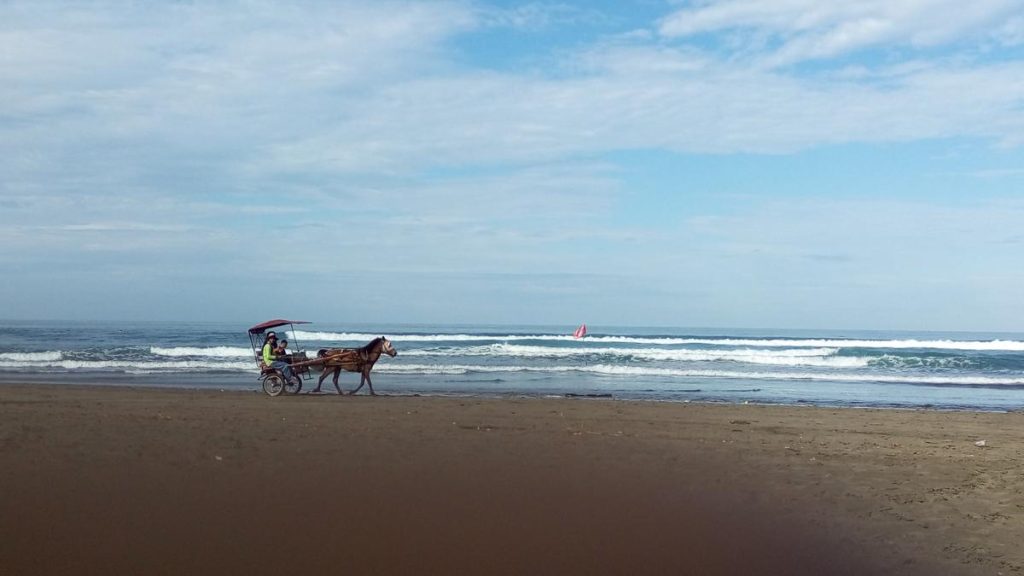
350,373,366,395
364,369,376,396
332,368,344,395
313,366,330,393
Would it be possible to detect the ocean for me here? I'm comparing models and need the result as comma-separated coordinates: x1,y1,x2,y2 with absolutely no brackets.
1,320,1023,411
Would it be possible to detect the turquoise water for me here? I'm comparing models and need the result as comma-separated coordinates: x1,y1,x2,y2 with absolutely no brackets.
1,320,1023,410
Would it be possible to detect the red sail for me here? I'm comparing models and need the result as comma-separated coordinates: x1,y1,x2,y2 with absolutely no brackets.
573,324,587,339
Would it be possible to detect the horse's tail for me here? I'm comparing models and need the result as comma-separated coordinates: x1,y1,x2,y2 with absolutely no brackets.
317,348,329,358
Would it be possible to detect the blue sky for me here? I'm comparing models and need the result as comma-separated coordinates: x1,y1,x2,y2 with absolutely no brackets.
2,0,1024,331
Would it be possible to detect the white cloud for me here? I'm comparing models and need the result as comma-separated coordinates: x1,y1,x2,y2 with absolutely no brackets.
996,15,1024,45
4,0,1023,191
2,2,1024,264
56,223,190,233
2,1,1024,327
659,0,1024,64
0,0,480,200
262,55,1024,174
477,3,600,31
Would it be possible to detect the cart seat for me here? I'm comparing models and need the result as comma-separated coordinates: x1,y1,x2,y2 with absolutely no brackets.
256,353,274,373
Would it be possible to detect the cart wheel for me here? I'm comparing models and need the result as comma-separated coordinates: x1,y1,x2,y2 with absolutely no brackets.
263,374,285,397
284,377,302,395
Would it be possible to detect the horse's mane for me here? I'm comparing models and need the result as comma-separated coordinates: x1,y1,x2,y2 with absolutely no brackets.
359,337,383,353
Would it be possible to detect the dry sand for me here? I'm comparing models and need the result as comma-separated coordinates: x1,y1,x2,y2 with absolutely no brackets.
1,384,1021,575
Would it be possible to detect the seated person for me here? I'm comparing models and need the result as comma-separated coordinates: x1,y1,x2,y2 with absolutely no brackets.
261,332,300,386
275,339,290,357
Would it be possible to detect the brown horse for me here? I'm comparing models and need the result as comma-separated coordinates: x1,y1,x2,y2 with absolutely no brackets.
311,336,397,395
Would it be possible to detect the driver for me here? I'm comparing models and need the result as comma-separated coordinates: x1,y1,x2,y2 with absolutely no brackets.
261,331,300,387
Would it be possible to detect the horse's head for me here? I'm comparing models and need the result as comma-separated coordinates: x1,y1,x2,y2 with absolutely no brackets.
381,336,397,357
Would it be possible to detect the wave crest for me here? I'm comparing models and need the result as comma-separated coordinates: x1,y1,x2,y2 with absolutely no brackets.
375,363,1024,386
0,359,252,372
290,331,1024,351
402,344,867,368
0,351,63,362
151,346,254,358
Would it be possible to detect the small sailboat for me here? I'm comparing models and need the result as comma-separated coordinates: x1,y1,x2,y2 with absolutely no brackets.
573,323,587,339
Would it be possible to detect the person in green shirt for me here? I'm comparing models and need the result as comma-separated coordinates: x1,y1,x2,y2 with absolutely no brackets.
261,332,299,386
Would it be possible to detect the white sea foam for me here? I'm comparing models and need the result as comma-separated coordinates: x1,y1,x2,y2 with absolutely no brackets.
871,355,978,369
289,331,1024,351
406,344,839,358
0,359,253,372
150,346,254,358
401,344,869,368
663,338,1024,352
0,351,63,362
289,331,391,342
375,363,1024,386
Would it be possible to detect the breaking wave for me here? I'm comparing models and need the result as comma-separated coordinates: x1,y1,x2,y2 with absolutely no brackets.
0,351,63,362
375,363,1024,386
0,359,252,372
151,346,254,358
289,331,1024,351
402,344,869,368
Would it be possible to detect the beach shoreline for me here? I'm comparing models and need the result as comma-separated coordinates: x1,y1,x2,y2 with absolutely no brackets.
1,383,1020,575
5,321,1024,411
1,373,1018,414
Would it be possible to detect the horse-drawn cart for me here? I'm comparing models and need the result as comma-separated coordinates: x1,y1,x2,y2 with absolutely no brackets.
248,319,397,397
247,318,314,396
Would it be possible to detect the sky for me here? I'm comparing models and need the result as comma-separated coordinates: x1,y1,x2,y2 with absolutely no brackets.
2,0,1024,331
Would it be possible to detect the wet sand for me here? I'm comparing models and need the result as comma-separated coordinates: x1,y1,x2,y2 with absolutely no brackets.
1,384,1021,575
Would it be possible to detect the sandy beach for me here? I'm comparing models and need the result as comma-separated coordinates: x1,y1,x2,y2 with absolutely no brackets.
1,384,1021,575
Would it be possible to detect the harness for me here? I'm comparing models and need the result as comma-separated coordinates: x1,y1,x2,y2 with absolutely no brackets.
319,338,385,371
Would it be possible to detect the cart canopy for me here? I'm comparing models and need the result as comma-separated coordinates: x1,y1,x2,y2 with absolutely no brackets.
248,319,311,335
